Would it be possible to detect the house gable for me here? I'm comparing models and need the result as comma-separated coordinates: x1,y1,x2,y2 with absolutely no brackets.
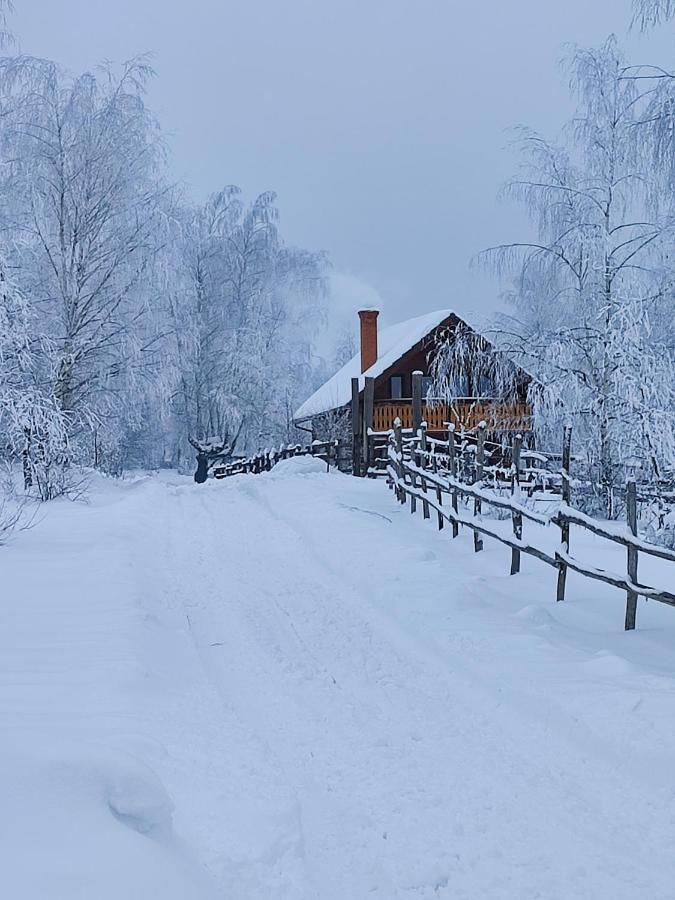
293,308,455,422
370,313,459,402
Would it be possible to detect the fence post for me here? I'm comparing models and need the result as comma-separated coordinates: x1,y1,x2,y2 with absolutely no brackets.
407,412,419,515
409,426,418,514
394,417,404,503
435,481,444,530
419,420,428,469
510,433,523,575
420,421,430,520
473,421,486,552
432,440,444,530
412,370,423,432
556,425,573,602
351,376,362,476
386,432,394,490
362,376,375,476
448,423,459,538
625,478,639,631
465,433,473,484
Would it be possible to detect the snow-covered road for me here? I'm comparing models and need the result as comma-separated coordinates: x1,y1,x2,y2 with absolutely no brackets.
4,460,675,898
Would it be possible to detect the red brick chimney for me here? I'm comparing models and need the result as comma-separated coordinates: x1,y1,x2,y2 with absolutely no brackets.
358,309,379,373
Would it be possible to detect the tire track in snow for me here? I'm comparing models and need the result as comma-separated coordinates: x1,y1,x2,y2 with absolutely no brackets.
150,472,675,899
136,481,318,899
169,484,414,897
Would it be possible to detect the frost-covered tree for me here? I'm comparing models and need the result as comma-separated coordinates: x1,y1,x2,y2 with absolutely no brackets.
0,27,330,483
481,38,675,515
163,187,327,466
429,321,524,407
0,55,164,460
0,260,71,499
0,0,14,50
634,0,675,26
333,326,358,369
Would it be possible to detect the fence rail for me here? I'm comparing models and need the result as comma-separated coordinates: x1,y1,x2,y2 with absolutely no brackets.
211,439,340,479
386,419,675,631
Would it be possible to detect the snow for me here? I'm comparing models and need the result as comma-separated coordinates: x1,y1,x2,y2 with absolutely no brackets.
267,455,328,478
293,308,453,421
4,465,675,897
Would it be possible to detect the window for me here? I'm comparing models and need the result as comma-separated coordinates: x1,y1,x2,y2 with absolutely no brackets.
390,376,403,399
421,376,433,398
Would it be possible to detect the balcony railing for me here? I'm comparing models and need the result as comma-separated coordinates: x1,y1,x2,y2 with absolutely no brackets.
372,398,533,433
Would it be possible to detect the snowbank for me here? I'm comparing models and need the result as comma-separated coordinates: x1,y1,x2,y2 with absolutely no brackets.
0,476,219,900
264,455,331,478
1,742,217,900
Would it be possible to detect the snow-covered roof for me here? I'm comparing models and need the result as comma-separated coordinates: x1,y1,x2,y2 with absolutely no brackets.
294,309,454,421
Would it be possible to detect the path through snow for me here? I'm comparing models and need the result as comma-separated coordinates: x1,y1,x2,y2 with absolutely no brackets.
3,460,675,898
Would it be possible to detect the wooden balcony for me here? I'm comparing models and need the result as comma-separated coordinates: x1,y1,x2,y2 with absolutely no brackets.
372,399,533,433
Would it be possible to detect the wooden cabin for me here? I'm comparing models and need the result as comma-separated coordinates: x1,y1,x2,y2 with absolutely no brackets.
293,309,533,441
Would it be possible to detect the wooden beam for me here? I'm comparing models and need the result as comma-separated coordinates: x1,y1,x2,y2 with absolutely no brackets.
412,370,423,432
362,376,375,475
556,425,572,602
625,479,638,631
448,424,459,538
510,432,523,575
473,422,485,552
351,376,361,476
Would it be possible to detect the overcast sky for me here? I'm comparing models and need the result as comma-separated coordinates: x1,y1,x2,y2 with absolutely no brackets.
11,1,675,335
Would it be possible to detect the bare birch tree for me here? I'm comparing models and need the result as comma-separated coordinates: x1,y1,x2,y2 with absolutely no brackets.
0,55,164,448
480,38,675,514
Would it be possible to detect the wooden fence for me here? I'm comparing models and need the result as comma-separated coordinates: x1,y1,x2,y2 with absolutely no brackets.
211,439,341,479
351,371,533,477
199,409,675,630
386,419,675,631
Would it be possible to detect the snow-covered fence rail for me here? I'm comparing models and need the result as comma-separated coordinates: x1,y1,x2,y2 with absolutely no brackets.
210,439,341,480
386,420,675,631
